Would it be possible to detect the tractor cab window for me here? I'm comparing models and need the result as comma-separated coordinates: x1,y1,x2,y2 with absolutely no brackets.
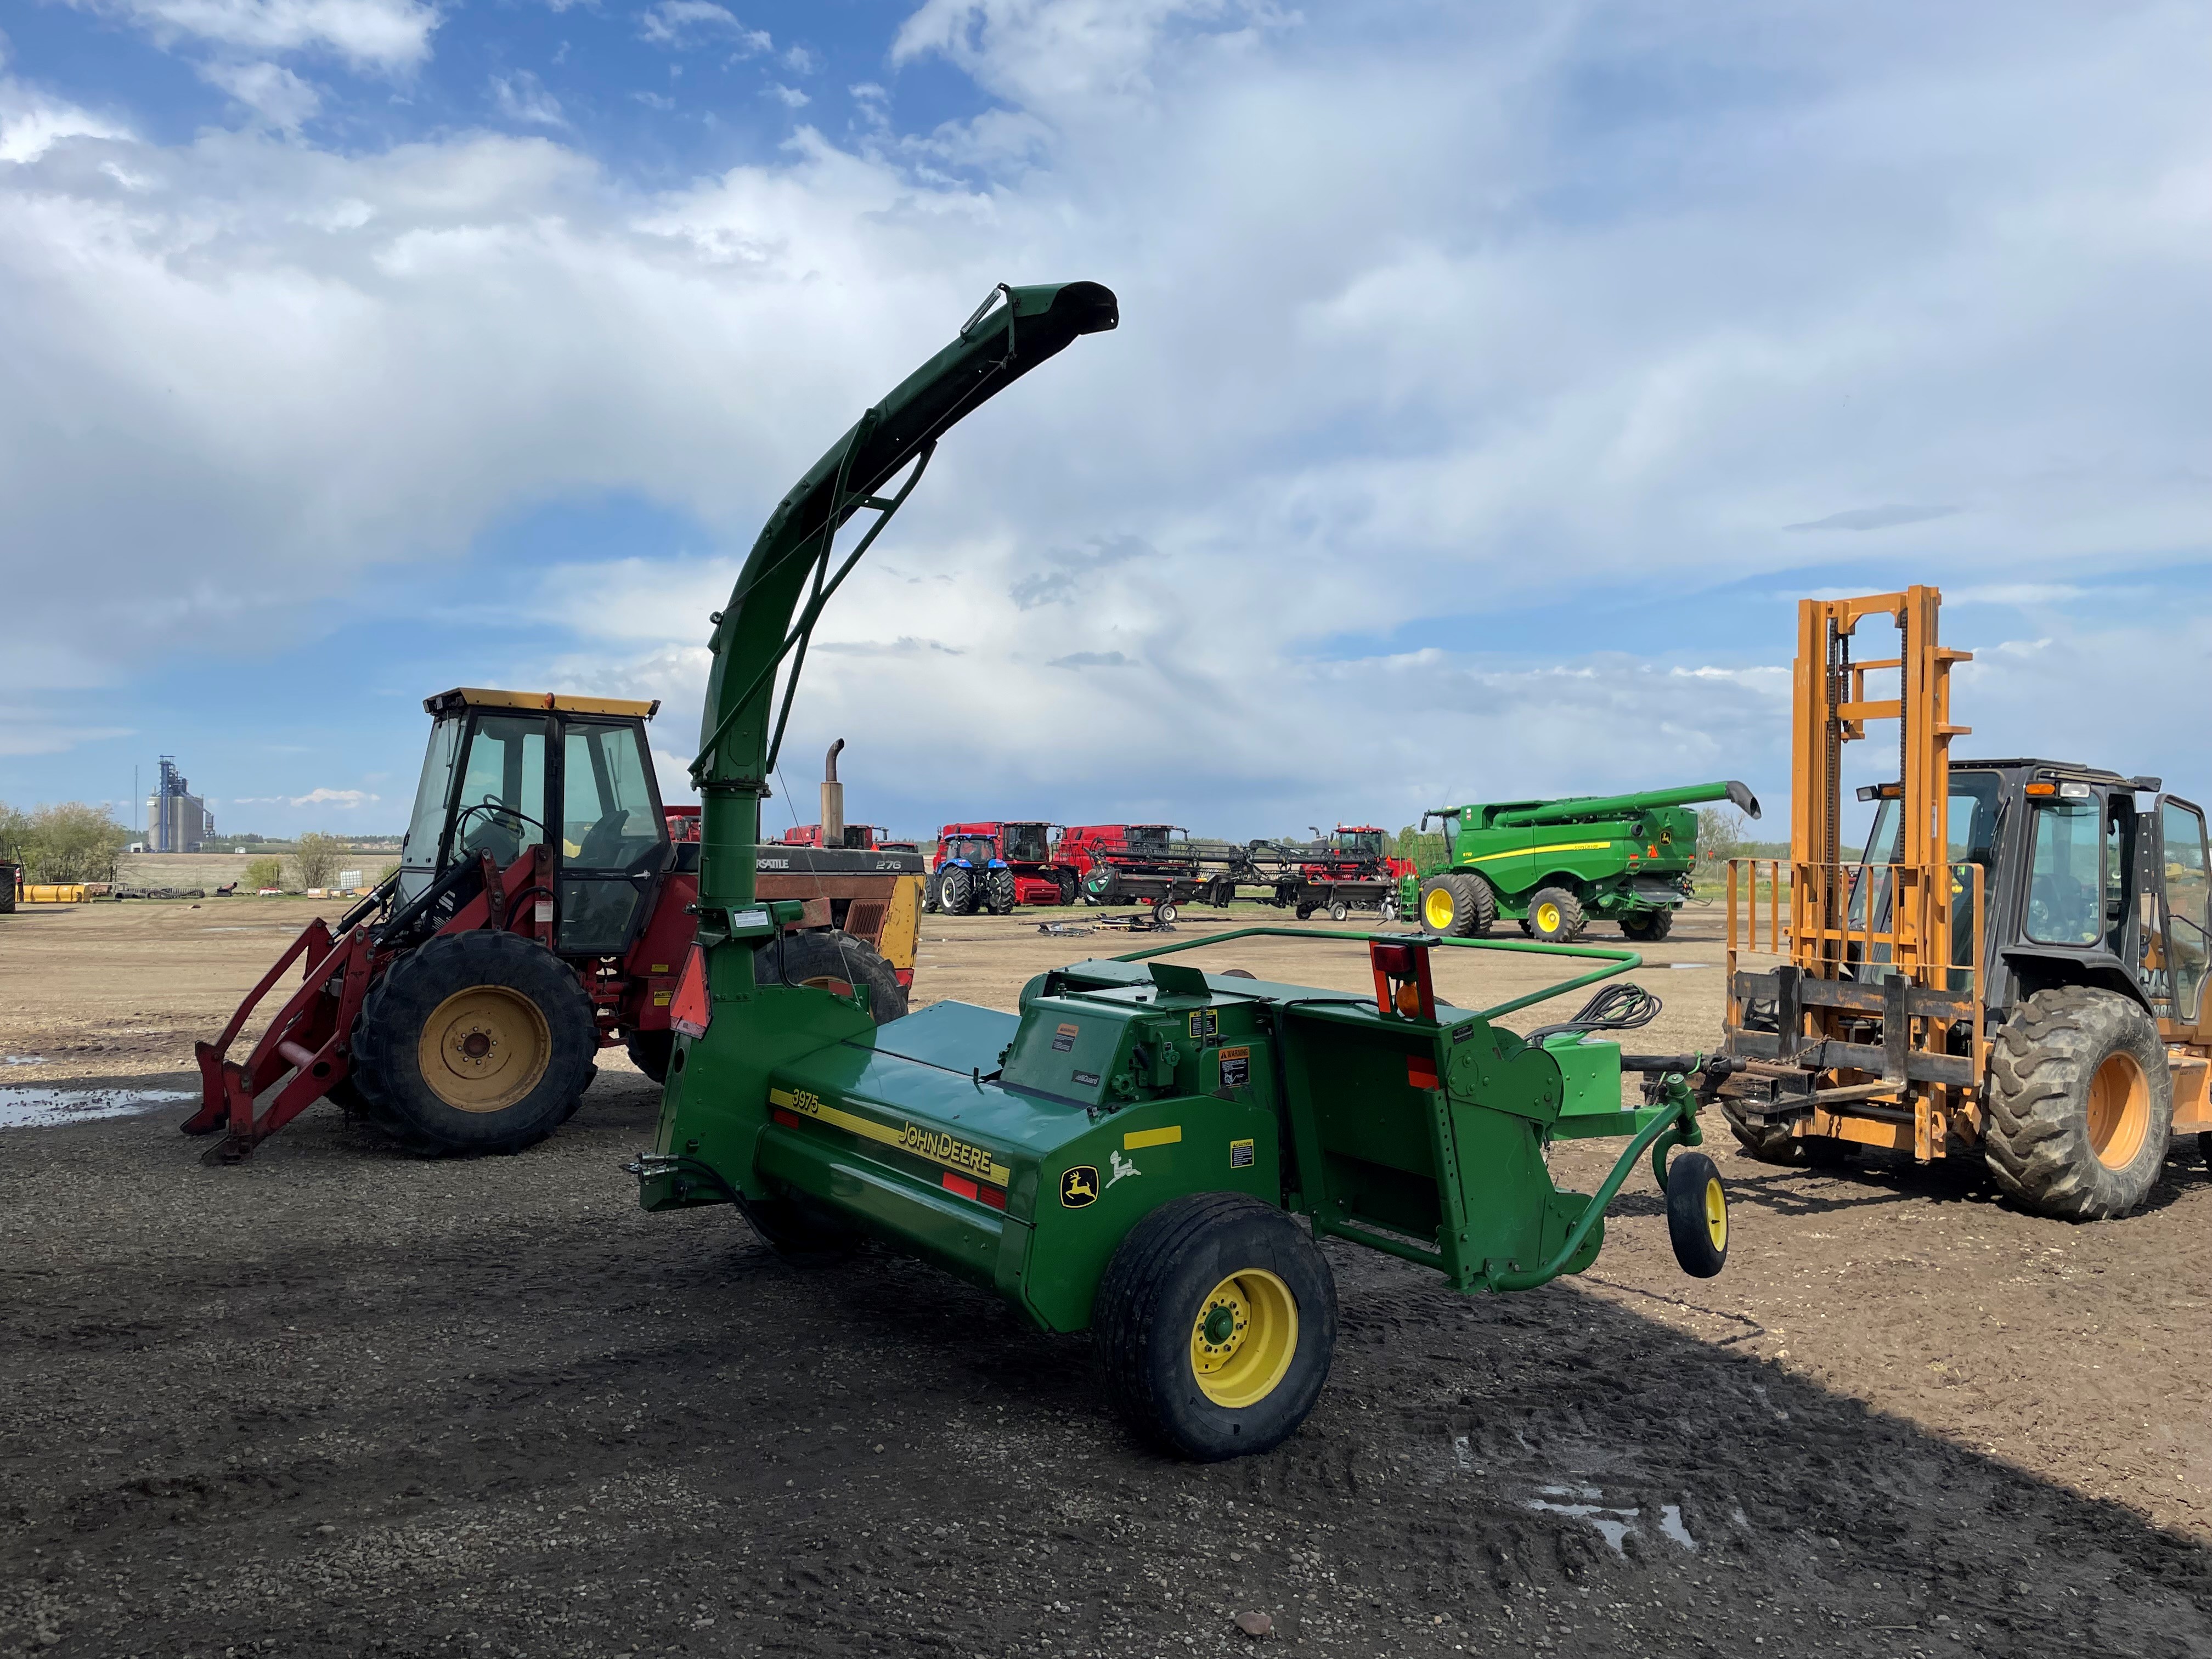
2026,795,2103,947
946,837,996,865
2159,799,2210,1023
557,720,667,957
397,716,465,902
452,715,549,871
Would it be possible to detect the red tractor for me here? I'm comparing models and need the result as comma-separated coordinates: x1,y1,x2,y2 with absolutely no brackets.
923,820,1076,913
189,689,924,1161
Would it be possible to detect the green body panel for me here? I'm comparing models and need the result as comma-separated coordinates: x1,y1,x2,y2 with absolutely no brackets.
1403,779,1753,921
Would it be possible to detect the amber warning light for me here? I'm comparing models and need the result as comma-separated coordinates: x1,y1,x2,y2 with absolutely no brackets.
1369,939,1435,1022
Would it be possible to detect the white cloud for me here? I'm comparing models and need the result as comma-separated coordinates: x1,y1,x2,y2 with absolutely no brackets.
233,787,381,806
71,0,439,72
199,60,321,130
0,710,134,758
638,1,770,52
764,83,807,108
0,76,129,162
489,69,565,126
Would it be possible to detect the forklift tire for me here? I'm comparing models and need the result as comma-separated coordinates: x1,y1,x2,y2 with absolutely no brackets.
1527,887,1585,943
759,928,909,1023
1093,1193,1337,1462
937,865,974,916
1664,1151,1729,1277
1720,1101,1854,1167
1620,909,1674,943
1983,987,2172,1220
984,866,1018,915
352,929,598,1155
1418,873,1494,939
627,1029,674,1085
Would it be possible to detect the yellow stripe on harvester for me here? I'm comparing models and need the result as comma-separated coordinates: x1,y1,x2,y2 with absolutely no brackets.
769,1087,1012,1186
1465,839,1617,865
1123,1125,1182,1150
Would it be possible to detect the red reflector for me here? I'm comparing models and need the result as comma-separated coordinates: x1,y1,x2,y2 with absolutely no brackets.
1370,940,1417,976
979,1184,1006,1211
941,1172,979,1201
669,944,711,1039
894,967,915,988
1407,1055,1439,1089
772,1108,799,1128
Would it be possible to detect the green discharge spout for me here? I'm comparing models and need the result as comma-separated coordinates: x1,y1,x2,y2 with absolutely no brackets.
1491,779,1760,830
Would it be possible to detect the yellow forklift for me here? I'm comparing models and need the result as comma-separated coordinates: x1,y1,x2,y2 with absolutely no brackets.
1719,585,2212,1218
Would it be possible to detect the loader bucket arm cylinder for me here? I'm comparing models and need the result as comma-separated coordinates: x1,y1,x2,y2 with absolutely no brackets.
1493,780,1761,829
691,281,1118,928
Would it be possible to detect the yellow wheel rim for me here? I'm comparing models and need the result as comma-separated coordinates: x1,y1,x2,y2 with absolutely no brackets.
1189,1269,1298,1409
417,985,551,1113
2087,1051,2149,1170
1535,901,1561,934
1423,887,1454,930
1703,1177,1727,1251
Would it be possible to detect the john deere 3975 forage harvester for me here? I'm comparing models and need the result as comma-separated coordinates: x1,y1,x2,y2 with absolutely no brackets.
631,281,1740,1460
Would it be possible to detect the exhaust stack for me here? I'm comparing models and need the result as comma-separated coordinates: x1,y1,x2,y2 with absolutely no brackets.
821,738,846,850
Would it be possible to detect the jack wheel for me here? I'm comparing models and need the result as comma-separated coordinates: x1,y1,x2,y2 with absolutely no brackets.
1093,1193,1337,1461
1153,901,1180,926
1327,900,1349,923
1665,1151,1729,1278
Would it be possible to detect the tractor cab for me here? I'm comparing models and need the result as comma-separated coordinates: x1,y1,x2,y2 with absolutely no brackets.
401,689,670,957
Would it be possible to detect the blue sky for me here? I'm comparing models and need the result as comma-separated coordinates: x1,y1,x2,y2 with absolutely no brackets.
3,1,2209,843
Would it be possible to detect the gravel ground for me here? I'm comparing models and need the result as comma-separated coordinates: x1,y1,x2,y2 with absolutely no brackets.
3,900,2210,1657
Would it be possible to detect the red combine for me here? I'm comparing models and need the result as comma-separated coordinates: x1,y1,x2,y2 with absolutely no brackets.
923,820,1075,913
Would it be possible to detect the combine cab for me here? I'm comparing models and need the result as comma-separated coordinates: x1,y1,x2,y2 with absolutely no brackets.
188,691,922,1160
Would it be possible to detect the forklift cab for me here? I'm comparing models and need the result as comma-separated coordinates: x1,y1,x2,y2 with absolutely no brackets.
398,689,671,956
1848,761,2210,1023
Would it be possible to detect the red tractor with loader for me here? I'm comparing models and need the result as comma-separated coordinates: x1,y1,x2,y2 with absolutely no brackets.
188,691,924,1160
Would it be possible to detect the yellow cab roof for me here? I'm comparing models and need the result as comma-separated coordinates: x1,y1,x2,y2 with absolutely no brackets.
423,687,661,719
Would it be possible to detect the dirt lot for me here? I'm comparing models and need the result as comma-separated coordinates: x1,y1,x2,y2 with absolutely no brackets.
3,899,2210,1657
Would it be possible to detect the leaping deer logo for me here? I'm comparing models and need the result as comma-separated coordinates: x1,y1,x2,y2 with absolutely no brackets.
1061,1165,1099,1207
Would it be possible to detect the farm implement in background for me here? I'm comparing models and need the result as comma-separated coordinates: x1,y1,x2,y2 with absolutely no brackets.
631,279,1740,1460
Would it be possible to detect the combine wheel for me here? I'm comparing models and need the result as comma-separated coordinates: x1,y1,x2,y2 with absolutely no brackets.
1057,869,1081,907
984,866,1018,915
352,930,598,1154
1093,1193,1338,1462
1719,1101,1853,1167
627,1029,674,1085
1417,873,1494,938
936,865,975,916
1527,887,1585,943
761,928,909,1022
1664,1152,1729,1277
1619,909,1674,943
1983,988,2172,1220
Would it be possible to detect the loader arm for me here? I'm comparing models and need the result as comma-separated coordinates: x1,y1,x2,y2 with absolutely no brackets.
689,281,1118,937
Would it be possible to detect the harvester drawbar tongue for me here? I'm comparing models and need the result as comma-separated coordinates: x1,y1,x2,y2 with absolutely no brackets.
636,281,1739,1460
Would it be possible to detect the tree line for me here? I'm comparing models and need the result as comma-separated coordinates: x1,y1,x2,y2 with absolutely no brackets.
2,804,376,890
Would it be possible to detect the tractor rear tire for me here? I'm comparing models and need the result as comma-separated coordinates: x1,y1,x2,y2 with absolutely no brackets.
1983,988,2173,1220
1093,1193,1337,1462
1527,887,1586,943
1620,909,1674,943
627,1029,674,1085
937,865,975,916
923,876,941,914
352,929,599,1155
984,866,1018,915
1720,1101,1854,1167
1417,873,1494,938
760,928,909,1023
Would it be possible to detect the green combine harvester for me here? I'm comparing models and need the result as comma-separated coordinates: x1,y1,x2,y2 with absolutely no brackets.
1406,781,1760,944
633,281,1739,1460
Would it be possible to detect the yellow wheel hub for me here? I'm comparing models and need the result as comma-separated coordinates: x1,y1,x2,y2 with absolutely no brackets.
1423,887,1455,930
2087,1051,2149,1170
1703,1177,1727,1251
417,985,551,1114
1535,901,1561,934
1189,1269,1297,1408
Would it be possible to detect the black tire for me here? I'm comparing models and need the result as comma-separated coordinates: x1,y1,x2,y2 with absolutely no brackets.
627,1029,674,1085
922,873,940,914
1719,1100,1854,1167
760,928,908,1023
1517,918,1534,937
1294,903,1316,921
937,865,975,916
1984,988,2173,1220
1665,1151,1729,1277
2200,1132,2212,1171
352,929,599,1154
1326,900,1349,923
1057,869,1080,907
1417,872,1494,938
984,866,1018,915
1093,1194,1337,1462
1526,886,1585,943
1620,909,1674,942
1206,876,1235,909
